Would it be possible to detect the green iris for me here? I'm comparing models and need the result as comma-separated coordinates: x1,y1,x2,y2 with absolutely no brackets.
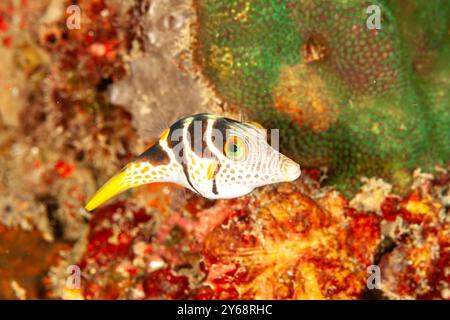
227,142,240,157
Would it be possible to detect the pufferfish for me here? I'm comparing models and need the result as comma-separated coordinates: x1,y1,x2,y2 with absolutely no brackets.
85,114,301,211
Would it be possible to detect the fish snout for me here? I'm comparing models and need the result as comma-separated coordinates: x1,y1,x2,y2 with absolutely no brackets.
280,156,301,182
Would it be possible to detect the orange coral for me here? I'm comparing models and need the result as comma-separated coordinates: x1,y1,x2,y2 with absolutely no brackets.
202,182,381,299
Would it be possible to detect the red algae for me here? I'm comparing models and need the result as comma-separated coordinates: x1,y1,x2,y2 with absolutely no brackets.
47,171,449,300
0,224,71,299
55,181,383,299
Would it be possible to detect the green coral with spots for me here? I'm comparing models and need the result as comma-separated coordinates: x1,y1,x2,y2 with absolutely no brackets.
193,0,450,196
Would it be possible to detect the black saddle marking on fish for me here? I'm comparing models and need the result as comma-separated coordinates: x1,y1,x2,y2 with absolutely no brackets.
166,117,200,194
212,117,234,156
166,116,193,163
182,160,200,194
136,142,170,165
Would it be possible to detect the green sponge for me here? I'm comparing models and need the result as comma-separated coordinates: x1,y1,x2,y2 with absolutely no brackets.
193,0,450,196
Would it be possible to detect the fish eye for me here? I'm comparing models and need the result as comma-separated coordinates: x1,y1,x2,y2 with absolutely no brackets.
224,135,247,161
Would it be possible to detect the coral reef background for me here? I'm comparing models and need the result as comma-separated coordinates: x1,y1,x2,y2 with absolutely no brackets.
194,0,450,196
0,0,448,299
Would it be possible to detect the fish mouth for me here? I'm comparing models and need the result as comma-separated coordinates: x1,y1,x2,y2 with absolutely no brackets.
280,156,301,182
85,166,133,212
